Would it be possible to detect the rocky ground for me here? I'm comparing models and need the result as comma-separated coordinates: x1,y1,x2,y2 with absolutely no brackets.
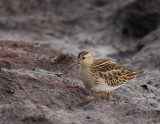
0,0,160,124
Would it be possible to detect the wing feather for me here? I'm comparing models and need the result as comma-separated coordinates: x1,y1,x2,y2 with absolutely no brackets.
91,59,141,87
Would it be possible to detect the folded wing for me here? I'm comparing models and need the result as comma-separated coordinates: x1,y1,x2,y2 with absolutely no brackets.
91,59,143,87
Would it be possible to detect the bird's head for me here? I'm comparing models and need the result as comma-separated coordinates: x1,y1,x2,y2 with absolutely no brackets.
66,51,93,70
77,51,93,66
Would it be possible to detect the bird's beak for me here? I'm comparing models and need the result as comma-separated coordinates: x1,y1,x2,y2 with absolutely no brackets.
66,60,80,70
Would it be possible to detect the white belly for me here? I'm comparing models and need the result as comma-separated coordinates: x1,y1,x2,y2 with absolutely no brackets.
91,84,121,92
91,78,123,92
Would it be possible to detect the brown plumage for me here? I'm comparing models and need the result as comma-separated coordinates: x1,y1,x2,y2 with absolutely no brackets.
78,51,89,59
90,59,144,87
69,51,145,103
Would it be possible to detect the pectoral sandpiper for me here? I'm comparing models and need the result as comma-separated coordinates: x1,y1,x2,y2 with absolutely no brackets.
68,51,144,103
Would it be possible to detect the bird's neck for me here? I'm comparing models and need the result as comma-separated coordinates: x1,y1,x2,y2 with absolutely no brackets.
82,60,93,68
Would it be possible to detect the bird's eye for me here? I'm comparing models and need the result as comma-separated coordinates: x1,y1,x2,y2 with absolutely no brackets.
82,57,85,59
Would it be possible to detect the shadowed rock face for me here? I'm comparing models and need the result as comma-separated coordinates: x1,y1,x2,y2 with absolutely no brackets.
0,0,160,124
114,0,160,38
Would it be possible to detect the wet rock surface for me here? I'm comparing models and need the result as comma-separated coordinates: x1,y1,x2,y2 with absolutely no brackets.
0,0,160,124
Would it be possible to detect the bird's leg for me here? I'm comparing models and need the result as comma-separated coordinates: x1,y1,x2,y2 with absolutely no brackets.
87,92,108,100
107,92,111,104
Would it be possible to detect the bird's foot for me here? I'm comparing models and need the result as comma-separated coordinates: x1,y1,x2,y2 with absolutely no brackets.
87,92,108,100
107,92,111,104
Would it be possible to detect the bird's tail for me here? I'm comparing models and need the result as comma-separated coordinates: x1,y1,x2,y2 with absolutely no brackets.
125,70,145,80
137,71,145,76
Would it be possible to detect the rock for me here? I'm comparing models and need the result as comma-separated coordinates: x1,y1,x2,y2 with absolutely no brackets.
114,0,160,38
0,0,160,124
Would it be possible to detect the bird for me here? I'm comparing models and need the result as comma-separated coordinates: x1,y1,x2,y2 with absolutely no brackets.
67,51,144,103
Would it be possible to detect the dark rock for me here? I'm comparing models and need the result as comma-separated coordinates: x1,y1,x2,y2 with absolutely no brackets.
114,0,160,38
21,116,52,124
92,0,108,7
141,84,149,90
